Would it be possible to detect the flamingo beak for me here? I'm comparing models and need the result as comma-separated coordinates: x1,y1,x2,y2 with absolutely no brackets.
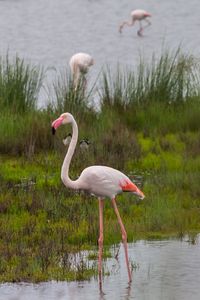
134,188,145,200
51,117,64,135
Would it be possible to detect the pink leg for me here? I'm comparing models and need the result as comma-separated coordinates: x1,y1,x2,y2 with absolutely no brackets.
112,198,132,282
98,198,104,289
137,21,143,37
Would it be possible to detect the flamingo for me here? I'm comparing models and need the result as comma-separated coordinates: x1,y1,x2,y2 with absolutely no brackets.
51,112,145,288
119,9,151,36
69,52,94,90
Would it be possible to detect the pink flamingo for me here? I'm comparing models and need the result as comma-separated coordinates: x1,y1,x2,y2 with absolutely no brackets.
119,9,152,36
52,112,145,288
69,52,94,90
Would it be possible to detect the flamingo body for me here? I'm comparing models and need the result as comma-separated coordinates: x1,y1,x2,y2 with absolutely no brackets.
131,9,151,20
69,52,94,89
78,165,144,199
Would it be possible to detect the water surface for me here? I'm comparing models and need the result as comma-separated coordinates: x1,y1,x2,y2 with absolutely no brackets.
1,236,200,300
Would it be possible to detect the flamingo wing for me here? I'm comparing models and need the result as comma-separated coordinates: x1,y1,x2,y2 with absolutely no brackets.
78,165,141,199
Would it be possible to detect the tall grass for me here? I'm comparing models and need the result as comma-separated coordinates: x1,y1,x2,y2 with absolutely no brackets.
100,48,200,110
52,70,96,121
0,110,54,156
132,49,200,105
99,49,200,135
0,54,43,113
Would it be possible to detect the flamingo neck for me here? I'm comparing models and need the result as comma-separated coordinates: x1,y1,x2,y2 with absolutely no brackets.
61,118,79,190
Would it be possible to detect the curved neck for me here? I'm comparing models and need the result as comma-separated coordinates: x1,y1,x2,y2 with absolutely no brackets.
61,118,79,189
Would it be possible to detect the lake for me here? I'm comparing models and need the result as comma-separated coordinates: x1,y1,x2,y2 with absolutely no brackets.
0,236,200,300
0,0,200,105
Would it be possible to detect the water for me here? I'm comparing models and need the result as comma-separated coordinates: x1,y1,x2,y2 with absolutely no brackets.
1,236,200,300
0,0,200,105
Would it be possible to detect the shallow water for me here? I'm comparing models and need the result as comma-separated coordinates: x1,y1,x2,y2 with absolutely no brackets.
1,236,200,300
0,0,200,105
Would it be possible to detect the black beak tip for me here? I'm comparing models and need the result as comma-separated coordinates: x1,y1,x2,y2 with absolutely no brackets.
52,127,56,135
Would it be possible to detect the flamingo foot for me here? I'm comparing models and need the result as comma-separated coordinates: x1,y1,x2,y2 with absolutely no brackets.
137,28,143,37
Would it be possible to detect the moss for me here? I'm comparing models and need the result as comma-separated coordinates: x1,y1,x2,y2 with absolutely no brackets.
160,133,185,153
138,134,155,153
141,153,162,170
160,151,183,171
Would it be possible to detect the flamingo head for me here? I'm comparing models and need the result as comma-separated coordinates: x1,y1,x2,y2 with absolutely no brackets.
51,112,74,135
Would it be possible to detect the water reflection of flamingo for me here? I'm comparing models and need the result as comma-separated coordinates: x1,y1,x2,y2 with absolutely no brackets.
119,9,151,36
69,52,94,90
52,112,145,289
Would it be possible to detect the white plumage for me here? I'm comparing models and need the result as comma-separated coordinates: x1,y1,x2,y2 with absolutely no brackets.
69,52,94,89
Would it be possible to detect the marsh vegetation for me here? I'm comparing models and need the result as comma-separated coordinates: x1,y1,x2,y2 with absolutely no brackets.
0,49,200,282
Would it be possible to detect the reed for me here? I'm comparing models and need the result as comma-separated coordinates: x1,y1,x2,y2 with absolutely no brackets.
100,48,200,110
0,110,54,156
52,70,96,121
0,54,43,113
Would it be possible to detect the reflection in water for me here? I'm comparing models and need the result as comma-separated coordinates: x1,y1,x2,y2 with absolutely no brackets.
1,235,200,300
98,281,132,300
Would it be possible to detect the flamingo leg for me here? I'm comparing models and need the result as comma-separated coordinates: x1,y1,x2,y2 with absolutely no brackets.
142,19,151,31
138,19,151,36
111,198,132,282
137,21,143,37
98,198,104,289
119,19,135,33
144,18,151,27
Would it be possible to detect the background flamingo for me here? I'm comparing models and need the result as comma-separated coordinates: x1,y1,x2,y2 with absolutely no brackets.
52,112,145,289
69,52,94,90
119,9,151,36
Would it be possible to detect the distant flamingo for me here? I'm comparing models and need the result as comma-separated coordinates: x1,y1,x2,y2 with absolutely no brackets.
69,53,94,90
52,112,145,289
119,9,151,36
